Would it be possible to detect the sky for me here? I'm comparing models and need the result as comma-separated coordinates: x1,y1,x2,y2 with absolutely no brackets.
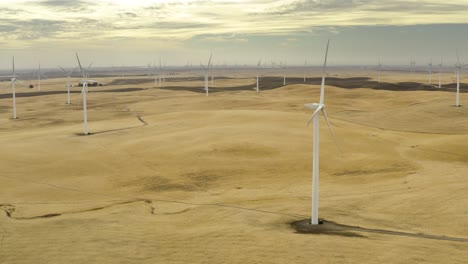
1,0,468,70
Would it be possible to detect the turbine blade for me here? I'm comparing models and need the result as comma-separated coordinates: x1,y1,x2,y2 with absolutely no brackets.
307,105,323,127
320,40,330,105
323,39,329,72
76,52,85,79
70,67,78,75
207,53,212,68
7,80,13,87
59,65,67,73
16,79,27,88
322,108,342,153
12,56,15,75
456,49,460,65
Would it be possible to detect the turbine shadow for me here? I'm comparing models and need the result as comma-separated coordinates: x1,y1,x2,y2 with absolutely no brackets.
291,219,468,242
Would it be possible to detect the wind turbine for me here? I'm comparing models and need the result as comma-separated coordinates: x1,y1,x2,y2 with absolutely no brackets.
153,59,158,86
410,60,416,76
377,60,382,83
283,61,287,86
438,59,443,89
6,57,26,119
146,63,153,76
304,39,340,225
58,65,78,105
201,53,212,96
428,58,433,86
455,50,466,107
256,59,261,93
304,60,307,83
37,62,46,91
76,52,90,135
158,57,162,88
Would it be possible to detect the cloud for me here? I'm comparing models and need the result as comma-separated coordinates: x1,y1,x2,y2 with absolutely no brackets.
1,0,468,51
200,35,249,43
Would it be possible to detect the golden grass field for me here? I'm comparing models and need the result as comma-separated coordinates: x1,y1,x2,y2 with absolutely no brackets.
0,69,467,263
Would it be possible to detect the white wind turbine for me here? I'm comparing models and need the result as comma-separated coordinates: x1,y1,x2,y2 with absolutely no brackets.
146,63,153,77
303,60,307,83
76,53,90,135
256,59,262,93
154,58,159,86
37,62,46,91
377,60,382,83
428,58,433,86
158,57,162,88
455,50,466,107
438,59,443,89
410,60,416,75
59,65,77,105
162,60,167,83
6,57,26,119
304,40,340,225
282,61,287,86
201,53,212,96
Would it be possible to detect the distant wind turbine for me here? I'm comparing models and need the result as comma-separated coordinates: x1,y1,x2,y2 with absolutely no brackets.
256,59,262,93
153,59,158,86
304,40,341,225
377,60,382,83
438,59,443,89
410,60,416,76
303,60,307,83
455,50,466,107
201,53,212,96
76,52,90,135
6,57,26,119
146,63,153,77
428,58,433,86
158,57,163,88
58,65,78,105
283,61,287,86
37,62,47,91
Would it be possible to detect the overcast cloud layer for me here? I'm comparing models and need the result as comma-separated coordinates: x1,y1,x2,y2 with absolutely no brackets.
1,0,468,68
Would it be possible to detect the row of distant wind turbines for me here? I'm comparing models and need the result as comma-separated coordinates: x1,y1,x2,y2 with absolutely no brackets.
377,52,466,106
5,54,92,133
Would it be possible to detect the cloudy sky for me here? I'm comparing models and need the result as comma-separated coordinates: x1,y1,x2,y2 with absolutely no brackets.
1,0,468,70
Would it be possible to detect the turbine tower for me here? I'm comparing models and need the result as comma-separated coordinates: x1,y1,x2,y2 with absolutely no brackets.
283,61,287,86
37,62,43,91
304,60,307,83
76,53,90,135
410,60,416,75
438,59,443,89
428,58,433,86
377,60,382,83
7,57,26,119
304,40,340,225
256,59,262,93
201,53,212,96
455,50,466,107
158,57,162,88
154,58,158,86
59,65,77,105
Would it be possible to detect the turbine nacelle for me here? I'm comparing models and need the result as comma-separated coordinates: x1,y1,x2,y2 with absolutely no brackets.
304,103,323,111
